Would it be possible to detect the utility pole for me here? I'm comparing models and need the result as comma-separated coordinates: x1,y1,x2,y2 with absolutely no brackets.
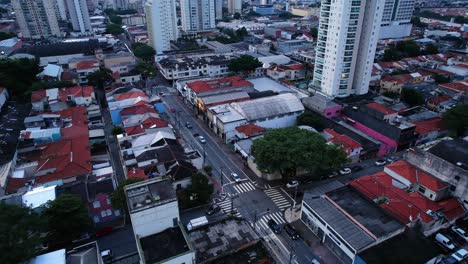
220,166,225,194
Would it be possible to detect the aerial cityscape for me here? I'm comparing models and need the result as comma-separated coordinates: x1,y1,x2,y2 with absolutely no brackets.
0,0,467,263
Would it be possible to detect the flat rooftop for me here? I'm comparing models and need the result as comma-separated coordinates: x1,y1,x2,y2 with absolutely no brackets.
429,138,468,168
188,218,258,263
125,179,176,213
327,186,404,238
140,226,191,263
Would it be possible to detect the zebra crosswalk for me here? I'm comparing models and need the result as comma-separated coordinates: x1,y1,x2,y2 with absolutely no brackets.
256,212,287,233
216,197,242,217
264,188,292,210
232,181,256,194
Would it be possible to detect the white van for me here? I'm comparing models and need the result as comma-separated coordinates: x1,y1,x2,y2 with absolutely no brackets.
435,233,455,250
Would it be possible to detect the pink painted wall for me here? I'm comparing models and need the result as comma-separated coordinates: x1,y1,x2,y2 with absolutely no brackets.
349,120,398,157
324,105,343,118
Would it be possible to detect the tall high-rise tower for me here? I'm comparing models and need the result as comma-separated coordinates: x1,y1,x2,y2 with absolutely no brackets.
12,0,61,39
228,0,241,15
180,0,216,32
215,0,223,19
311,0,385,98
145,0,178,54
66,0,92,33
380,0,415,39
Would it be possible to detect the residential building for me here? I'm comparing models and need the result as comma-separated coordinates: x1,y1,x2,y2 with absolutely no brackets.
145,0,178,53
312,0,385,97
121,14,146,26
277,39,311,53
228,0,241,14
379,0,415,39
290,6,320,17
12,0,61,39
253,5,275,16
301,93,342,118
31,86,95,112
215,0,223,19
322,128,363,162
266,63,305,81
180,0,216,33
66,0,92,33
380,75,405,94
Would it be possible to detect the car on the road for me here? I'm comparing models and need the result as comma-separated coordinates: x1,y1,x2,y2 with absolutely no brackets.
284,224,299,240
451,248,468,262
451,226,468,242
339,168,352,175
286,180,299,188
199,136,206,143
206,204,221,215
375,160,387,166
268,219,282,234
351,165,363,172
185,122,193,129
231,172,242,183
170,106,175,112
101,249,113,262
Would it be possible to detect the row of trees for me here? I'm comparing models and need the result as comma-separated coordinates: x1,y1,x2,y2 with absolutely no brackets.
214,27,248,44
1,194,91,264
382,41,439,62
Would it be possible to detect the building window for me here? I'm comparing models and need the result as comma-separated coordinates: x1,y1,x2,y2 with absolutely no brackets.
418,186,426,194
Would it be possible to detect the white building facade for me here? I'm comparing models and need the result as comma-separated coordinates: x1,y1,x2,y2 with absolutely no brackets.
12,0,61,39
228,0,242,14
180,0,216,33
379,0,415,39
312,0,385,98
66,0,92,33
145,0,179,53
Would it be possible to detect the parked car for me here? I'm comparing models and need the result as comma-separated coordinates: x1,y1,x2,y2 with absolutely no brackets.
451,226,468,243
327,171,339,178
286,180,299,188
268,219,282,234
339,168,351,175
351,165,363,172
231,172,241,183
199,136,206,143
451,249,468,262
284,224,299,240
386,157,394,163
206,204,221,215
101,249,113,262
375,160,386,166
185,122,192,129
435,233,456,250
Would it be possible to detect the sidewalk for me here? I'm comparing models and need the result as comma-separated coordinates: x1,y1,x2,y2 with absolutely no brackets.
284,206,302,223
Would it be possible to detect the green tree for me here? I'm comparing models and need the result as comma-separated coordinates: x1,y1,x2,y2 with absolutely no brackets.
400,87,424,106
382,47,402,61
454,15,467,24
233,12,241,19
228,55,262,74
0,203,46,264
0,32,16,40
382,91,400,99
411,16,426,27
424,43,439,54
106,23,124,35
109,14,123,25
443,104,468,137
278,12,293,19
111,178,145,214
44,194,92,245
112,126,124,135
251,127,348,180
296,112,325,131
133,43,156,61
87,67,113,89
309,27,318,38
189,173,214,204
433,74,450,84
136,61,156,78
396,40,420,57
0,58,41,101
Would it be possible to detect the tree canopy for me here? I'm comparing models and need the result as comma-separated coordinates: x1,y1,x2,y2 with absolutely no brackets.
111,178,145,214
0,32,16,41
0,203,46,264
296,112,325,131
228,55,262,74
87,67,113,89
400,87,424,106
112,126,124,135
132,43,156,61
44,194,92,245
177,173,214,210
233,12,241,19
109,14,123,25
136,61,156,78
0,58,41,101
251,127,348,180
424,43,439,54
382,40,421,61
443,104,468,137
309,27,318,38
106,23,124,35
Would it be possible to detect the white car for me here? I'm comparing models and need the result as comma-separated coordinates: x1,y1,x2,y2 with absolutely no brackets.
199,136,206,143
375,160,386,166
286,180,299,188
339,168,351,175
451,226,468,242
231,172,241,183
451,249,468,262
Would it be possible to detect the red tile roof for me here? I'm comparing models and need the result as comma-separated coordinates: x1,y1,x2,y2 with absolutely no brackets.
386,160,447,191
124,117,168,136
455,63,468,69
31,90,46,103
420,68,455,77
120,104,157,116
187,76,253,93
381,75,406,84
115,91,147,101
55,107,89,139
412,118,445,135
127,168,148,180
235,124,265,137
366,102,397,115
286,64,304,71
76,60,99,71
324,128,362,154
428,95,452,105
350,172,442,223
438,198,466,220
439,81,468,93
6,178,28,194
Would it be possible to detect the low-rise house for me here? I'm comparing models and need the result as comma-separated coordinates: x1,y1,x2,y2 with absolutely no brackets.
301,93,342,118
277,39,311,54
107,89,150,124
37,64,63,81
266,63,305,81
439,80,468,95
88,192,122,228
426,95,452,111
439,63,468,77
233,124,265,141
322,128,363,163
72,60,100,85
31,86,95,112
380,75,406,94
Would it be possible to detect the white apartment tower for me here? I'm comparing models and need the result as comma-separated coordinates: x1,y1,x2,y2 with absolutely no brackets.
228,0,242,14
312,0,385,98
380,0,415,39
145,0,178,53
215,0,223,20
180,0,216,32
66,0,92,33
12,0,61,39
